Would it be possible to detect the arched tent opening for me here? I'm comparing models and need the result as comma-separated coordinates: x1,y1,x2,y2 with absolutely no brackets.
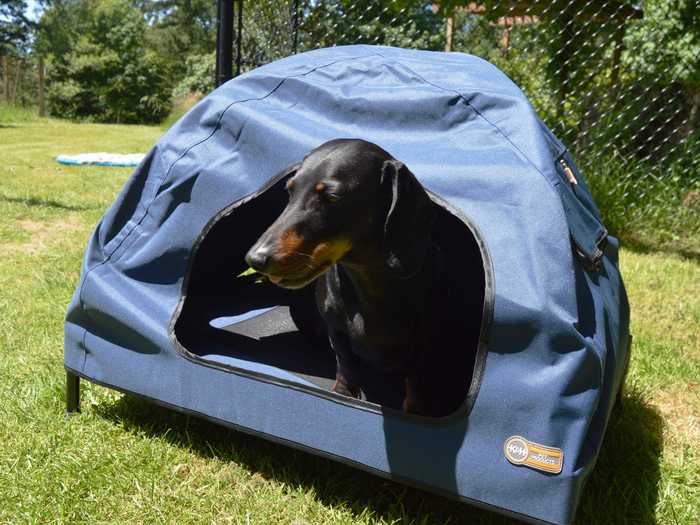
171,169,489,416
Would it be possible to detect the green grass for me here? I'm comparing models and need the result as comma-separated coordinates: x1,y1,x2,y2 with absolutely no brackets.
0,103,40,125
583,153,700,257
0,116,698,524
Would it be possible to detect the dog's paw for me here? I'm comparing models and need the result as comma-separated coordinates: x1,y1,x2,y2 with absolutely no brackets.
332,380,361,399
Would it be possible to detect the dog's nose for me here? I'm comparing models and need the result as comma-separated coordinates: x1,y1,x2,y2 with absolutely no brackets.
245,247,272,272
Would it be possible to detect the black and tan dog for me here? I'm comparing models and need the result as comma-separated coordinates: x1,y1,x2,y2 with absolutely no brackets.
245,139,468,416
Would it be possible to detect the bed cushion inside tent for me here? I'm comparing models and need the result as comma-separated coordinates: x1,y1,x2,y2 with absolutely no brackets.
172,174,486,414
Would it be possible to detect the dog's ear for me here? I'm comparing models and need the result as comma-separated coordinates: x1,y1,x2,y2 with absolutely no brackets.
381,159,435,278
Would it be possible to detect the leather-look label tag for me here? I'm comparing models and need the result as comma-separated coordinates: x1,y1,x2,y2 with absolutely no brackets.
504,435,564,474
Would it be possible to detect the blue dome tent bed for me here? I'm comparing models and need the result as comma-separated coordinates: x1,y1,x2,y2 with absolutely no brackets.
64,46,630,525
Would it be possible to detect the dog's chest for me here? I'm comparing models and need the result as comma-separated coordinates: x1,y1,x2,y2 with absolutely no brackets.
317,267,424,368
344,308,415,369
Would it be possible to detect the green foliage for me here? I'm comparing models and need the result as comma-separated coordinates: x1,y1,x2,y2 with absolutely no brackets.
171,52,215,100
583,151,700,249
298,0,444,56
0,102,39,123
138,0,217,81
40,0,171,124
624,0,700,89
160,91,203,129
623,0,700,135
0,0,32,53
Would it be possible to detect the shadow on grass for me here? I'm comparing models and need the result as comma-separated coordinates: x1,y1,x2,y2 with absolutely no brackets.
93,389,662,525
0,193,97,211
575,390,664,524
619,234,700,264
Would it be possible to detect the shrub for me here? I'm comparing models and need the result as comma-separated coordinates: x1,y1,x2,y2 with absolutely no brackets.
172,52,215,101
43,0,171,124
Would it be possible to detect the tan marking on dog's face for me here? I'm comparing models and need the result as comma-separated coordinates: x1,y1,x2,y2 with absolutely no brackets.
315,182,326,193
310,238,352,266
277,228,305,259
285,178,295,190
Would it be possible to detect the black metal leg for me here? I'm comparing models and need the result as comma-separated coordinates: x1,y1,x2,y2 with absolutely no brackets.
66,370,81,415
615,334,633,409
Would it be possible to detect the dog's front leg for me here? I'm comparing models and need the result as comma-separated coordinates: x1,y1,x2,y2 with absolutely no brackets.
328,331,362,399
403,376,430,416
332,367,361,398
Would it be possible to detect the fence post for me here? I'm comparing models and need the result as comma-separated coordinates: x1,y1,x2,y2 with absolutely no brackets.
235,0,243,77
291,0,299,55
215,0,234,87
445,12,454,52
37,56,46,117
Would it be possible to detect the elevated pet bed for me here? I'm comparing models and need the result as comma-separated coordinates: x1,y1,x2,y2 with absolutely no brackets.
64,45,630,525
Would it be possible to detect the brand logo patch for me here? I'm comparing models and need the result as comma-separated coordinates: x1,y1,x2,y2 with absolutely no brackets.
504,436,563,474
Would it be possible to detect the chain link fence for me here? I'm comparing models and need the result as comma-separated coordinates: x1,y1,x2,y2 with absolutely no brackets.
235,0,699,248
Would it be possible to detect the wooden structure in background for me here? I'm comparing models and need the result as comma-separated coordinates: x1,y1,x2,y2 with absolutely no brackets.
436,1,641,52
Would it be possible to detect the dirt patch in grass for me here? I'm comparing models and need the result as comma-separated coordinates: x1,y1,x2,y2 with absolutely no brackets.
6,217,82,254
653,381,700,445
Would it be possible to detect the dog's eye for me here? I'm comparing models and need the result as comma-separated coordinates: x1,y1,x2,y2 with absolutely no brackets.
323,191,341,203
315,183,341,202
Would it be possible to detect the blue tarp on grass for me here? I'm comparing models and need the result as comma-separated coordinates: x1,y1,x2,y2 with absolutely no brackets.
56,153,145,167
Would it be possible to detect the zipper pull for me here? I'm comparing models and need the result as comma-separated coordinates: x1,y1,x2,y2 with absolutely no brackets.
559,158,577,185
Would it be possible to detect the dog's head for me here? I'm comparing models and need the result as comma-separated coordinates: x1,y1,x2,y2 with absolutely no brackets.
245,139,435,289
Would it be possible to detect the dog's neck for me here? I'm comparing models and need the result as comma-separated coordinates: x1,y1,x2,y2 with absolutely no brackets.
335,245,435,315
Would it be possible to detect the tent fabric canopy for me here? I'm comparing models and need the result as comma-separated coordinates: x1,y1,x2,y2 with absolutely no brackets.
65,45,630,525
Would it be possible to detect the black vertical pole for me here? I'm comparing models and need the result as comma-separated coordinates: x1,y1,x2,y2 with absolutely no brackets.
215,0,221,83
216,0,234,87
291,0,300,55
235,0,243,77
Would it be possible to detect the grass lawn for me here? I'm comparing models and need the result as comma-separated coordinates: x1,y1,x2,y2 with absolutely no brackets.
0,109,698,524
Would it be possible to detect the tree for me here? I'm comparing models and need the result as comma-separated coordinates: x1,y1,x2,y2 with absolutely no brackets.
0,0,32,53
137,0,217,80
623,0,700,135
299,1,444,53
39,0,171,123
1,0,35,105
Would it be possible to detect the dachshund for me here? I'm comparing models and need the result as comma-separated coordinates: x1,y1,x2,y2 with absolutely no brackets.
245,139,470,416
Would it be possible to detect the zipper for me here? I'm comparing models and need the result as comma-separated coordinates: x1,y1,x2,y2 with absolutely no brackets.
559,157,577,185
